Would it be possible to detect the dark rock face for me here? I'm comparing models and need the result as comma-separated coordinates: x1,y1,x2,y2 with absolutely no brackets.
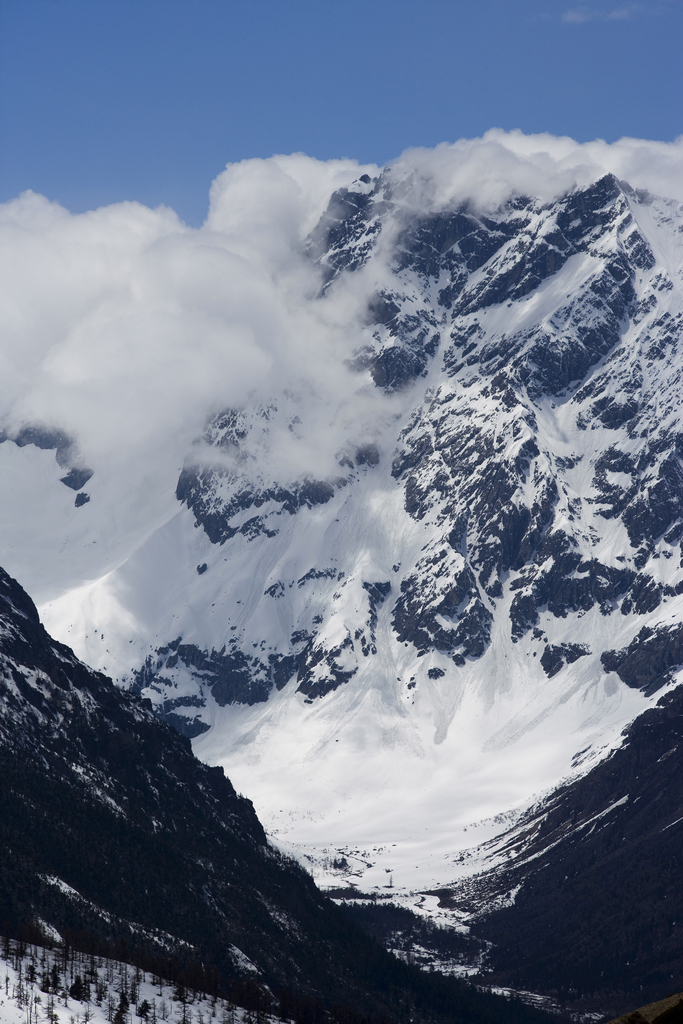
296,633,357,700
176,406,343,546
131,640,274,728
393,557,491,665
60,467,94,491
441,683,683,1017
177,462,336,546
133,599,383,716
361,581,391,655
540,642,589,678
307,175,386,282
601,624,683,696
0,567,551,1024
10,425,73,462
1,424,94,490
381,178,683,681
508,530,637,640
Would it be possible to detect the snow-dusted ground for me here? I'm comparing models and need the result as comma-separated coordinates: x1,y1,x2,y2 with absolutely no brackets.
0,939,605,1024
0,942,275,1024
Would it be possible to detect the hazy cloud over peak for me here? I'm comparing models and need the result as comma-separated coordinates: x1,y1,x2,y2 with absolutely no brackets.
1,132,682,556
392,129,683,213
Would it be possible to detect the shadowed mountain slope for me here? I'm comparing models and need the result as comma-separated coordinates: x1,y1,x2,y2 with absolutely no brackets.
429,682,683,1018
0,565,555,1024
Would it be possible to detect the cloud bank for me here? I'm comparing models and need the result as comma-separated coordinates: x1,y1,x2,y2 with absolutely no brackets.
1,131,682,530
391,129,683,214
561,5,641,23
0,155,380,492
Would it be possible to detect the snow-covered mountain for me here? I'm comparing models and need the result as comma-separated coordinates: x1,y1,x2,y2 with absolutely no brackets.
2,136,683,900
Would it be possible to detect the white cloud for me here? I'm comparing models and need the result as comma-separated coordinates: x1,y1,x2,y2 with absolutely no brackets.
390,129,683,214
1,132,682,538
562,6,597,21
0,157,379,496
562,3,641,20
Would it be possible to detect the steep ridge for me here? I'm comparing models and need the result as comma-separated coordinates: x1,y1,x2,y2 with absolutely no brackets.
430,680,683,1017
10,160,683,888
0,564,557,1024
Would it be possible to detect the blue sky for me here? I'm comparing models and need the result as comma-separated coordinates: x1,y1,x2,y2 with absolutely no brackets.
1,0,681,225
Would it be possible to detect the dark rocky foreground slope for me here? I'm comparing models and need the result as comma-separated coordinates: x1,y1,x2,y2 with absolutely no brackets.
606,991,683,1024
0,566,554,1024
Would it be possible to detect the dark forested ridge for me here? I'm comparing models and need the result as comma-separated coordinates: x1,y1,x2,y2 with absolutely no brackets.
0,566,555,1024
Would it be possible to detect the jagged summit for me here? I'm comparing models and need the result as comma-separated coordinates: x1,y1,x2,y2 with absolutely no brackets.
130,175,680,717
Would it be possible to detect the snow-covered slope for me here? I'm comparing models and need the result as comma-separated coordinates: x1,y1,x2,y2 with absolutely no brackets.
2,139,683,896
0,941,267,1024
